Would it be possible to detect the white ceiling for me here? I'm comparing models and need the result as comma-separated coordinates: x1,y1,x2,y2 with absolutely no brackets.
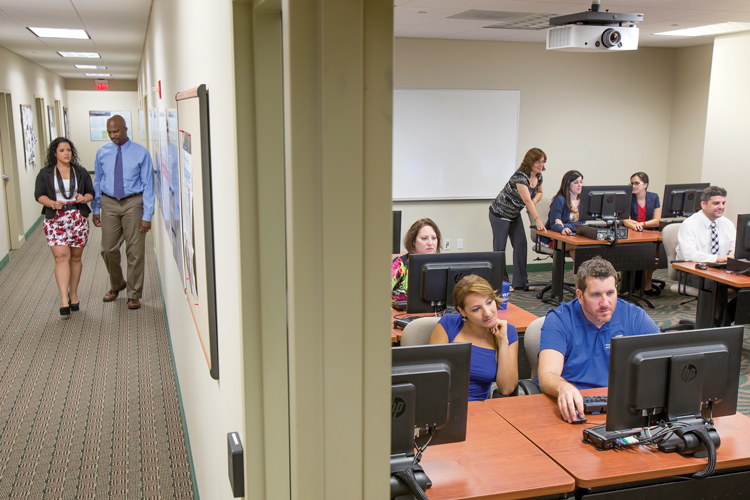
395,0,750,48
1,0,749,81
0,0,152,80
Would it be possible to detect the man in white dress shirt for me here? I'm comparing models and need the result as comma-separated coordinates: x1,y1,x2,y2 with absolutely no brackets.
676,185,736,324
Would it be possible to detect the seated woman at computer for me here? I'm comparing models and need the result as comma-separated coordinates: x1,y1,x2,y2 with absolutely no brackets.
623,172,662,295
537,257,659,423
429,275,519,400
391,218,442,303
540,169,584,246
489,148,546,291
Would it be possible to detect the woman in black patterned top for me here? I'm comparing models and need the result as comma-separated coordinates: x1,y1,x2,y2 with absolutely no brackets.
488,148,547,291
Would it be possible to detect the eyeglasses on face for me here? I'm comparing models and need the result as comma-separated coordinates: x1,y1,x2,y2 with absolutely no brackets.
631,181,644,186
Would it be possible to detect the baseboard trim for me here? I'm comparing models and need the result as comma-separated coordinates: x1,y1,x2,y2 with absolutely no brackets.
507,261,574,273
24,215,43,241
154,256,201,500
0,253,8,273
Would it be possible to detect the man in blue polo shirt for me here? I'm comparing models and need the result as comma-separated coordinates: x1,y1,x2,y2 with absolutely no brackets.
538,256,660,423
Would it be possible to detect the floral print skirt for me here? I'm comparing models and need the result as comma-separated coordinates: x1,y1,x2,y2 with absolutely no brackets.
43,210,89,248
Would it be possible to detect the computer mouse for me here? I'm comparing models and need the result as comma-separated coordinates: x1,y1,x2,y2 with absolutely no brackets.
565,409,587,424
696,263,708,270
635,226,643,232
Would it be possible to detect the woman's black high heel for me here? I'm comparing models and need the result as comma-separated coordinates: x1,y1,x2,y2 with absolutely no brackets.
69,296,80,312
60,306,71,317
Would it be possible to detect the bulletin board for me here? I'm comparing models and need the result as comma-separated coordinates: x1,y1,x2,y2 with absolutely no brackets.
175,84,219,380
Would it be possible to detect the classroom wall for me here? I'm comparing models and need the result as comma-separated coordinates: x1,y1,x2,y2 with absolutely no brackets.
0,45,66,256
702,31,750,226
65,91,141,171
665,44,712,184
138,0,244,497
393,38,712,264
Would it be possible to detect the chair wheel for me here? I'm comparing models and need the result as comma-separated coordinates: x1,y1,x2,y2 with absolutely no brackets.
536,291,543,299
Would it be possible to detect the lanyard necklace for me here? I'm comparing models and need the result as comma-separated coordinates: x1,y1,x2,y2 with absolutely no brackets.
55,164,76,200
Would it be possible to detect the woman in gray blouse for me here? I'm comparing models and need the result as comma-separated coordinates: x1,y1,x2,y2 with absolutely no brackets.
488,148,547,291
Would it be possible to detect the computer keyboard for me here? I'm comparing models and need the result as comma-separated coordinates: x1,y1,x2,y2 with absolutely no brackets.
582,395,607,414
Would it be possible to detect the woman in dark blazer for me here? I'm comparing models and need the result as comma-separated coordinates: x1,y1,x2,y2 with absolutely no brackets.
623,171,662,295
34,137,95,317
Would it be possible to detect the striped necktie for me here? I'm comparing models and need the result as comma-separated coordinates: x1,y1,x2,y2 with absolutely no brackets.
710,221,719,255
113,146,125,200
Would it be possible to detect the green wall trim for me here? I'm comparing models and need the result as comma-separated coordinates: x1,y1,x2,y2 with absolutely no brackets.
154,257,201,500
24,215,43,241
507,261,574,273
0,253,9,273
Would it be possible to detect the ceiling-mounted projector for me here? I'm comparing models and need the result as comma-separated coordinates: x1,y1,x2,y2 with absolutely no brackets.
546,1,642,52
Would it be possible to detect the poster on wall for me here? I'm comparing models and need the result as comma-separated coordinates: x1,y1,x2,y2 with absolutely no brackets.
47,105,57,140
167,108,184,284
158,109,170,231
180,131,197,299
63,107,70,138
20,104,37,170
139,109,145,142
89,110,133,141
149,108,161,215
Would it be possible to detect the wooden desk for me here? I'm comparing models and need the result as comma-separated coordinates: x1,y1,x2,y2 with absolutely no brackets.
391,303,538,343
672,262,750,327
486,389,750,493
419,401,575,500
544,229,662,306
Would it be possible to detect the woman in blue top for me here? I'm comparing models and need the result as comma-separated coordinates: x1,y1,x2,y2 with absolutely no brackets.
623,172,662,295
540,170,584,267
429,275,519,400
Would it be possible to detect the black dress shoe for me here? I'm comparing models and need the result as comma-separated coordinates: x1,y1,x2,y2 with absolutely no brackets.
69,296,80,312
644,287,661,297
60,306,71,317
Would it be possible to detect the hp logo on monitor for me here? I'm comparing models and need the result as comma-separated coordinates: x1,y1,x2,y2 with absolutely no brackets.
681,364,698,383
392,397,406,418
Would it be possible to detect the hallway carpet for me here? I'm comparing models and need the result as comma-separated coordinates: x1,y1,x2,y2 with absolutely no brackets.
0,223,194,498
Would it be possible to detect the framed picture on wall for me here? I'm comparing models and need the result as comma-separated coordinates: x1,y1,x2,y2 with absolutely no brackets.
89,110,133,141
20,104,37,170
63,107,70,138
47,105,57,140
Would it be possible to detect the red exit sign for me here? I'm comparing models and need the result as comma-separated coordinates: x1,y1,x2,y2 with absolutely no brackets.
95,80,108,90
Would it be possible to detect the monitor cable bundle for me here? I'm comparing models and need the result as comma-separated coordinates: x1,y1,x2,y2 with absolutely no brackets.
391,429,435,500
584,413,720,478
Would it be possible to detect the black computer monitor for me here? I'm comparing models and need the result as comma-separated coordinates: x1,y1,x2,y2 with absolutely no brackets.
606,326,743,433
662,183,709,218
735,214,750,261
406,252,505,313
391,343,471,498
578,185,631,222
393,210,402,254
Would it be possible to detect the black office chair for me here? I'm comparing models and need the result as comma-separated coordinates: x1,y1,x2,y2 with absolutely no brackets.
525,199,576,302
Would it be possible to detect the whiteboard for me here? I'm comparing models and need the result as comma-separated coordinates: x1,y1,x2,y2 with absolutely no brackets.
393,89,519,201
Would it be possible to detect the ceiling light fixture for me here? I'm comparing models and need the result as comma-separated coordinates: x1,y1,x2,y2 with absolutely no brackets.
654,22,750,37
28,27,90,39
75,64,107,69
85,73,111,77
58,52,100,58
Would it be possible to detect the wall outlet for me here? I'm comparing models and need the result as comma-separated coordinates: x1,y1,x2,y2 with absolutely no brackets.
444,239,450,250
457,239,463,249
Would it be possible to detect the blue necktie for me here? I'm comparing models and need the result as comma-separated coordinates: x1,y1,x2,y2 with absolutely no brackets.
113,146,125,200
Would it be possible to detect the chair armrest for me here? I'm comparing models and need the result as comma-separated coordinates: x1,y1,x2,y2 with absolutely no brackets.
516,379,541,396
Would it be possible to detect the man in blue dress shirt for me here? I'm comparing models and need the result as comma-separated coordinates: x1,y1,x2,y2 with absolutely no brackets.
538,256,660,423
92,115,155,310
